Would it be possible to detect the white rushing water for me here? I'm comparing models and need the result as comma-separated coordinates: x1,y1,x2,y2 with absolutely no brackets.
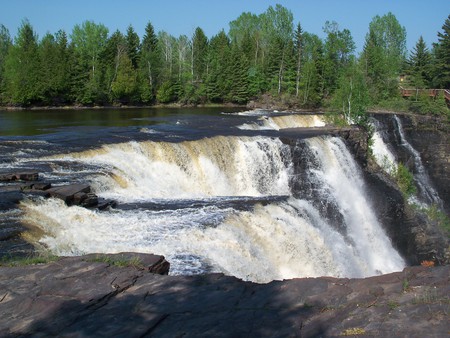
393,115,442,207
370,120,397,174
21,135,405,283
238,114,326,130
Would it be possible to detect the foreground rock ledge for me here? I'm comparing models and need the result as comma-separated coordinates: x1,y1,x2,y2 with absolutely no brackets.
0,254,448,338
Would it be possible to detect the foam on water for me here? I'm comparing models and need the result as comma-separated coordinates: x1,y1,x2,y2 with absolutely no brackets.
21,135,406,283
51,136,292,201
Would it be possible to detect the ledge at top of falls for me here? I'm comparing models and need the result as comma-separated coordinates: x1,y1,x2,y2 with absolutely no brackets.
0,252,448,337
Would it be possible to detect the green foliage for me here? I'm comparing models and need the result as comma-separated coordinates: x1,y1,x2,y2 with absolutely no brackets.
111,53,138,102
422,204,450,237
407,36,432,88
0,253,59,267
408,93,449,116
393,163,417,198
3,20,40,105
331,58,369,125
156,81,176,103
362,13,407,102
433,15,450,88
0,8,444,109
375,95,449,117
86,254,144,268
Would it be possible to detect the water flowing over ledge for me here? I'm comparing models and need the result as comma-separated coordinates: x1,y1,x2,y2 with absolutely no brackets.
21,135,405,282
1,109,447,282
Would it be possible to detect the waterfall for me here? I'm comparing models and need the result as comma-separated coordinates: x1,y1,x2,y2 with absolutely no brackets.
22,135,405,283
53,136,292,201
370,119,397,174
393,115,442,207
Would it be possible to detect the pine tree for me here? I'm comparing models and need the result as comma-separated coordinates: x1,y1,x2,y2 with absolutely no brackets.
407,36,431,88
139,22,161,102
207,30,230,102
126,25,140,69
3,20,40,105
0,24,11,101
229,46,249,104
111,52,138,102
192,27,208,83
434,15,450,88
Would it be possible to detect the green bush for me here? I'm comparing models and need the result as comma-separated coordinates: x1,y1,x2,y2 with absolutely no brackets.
393,163,417,198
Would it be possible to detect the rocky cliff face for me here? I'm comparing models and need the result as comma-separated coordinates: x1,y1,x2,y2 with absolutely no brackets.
373,113,450,214
0,253,448,337
341,122,449,266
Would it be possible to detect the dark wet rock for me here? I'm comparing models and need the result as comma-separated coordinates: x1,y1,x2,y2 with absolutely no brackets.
0,190,23,211
374,113,450,214
0,172,39,182
46,183,91,204
0,254,447,337
29,182,52,190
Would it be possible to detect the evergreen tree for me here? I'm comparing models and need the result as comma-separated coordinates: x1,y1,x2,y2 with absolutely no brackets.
126,25,140,69
111,52,138,102
407,36,432,88
192,27,208,82
139,22,161,102
3,20,40,105
38,33,58,103
434,15,450,88
207,30,230,102
0,25,12,102
229,46,249,104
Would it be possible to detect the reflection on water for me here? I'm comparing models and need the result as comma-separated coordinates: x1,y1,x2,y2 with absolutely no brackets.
0,107,243,136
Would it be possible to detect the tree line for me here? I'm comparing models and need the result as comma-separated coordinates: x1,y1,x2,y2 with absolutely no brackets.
0,5,448,120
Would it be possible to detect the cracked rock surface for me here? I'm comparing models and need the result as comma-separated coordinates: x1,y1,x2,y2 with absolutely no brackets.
0,253,448,337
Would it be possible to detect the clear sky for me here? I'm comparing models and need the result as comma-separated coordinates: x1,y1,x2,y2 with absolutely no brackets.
1,0,449,54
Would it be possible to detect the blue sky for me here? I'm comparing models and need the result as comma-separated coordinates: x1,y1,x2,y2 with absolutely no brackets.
1,0,449,54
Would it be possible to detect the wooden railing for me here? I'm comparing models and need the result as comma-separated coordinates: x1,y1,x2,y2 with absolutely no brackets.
400,87,450,106
399,87,443,98
444,89,450,102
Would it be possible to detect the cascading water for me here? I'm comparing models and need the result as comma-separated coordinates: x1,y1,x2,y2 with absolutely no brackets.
21,135,405,283
370,118,397,174
393,115,442,207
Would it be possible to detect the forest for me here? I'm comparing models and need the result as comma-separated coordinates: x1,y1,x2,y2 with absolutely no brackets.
0,5,449,120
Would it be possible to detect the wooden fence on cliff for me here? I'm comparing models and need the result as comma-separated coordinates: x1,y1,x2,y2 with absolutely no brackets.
400,87,450,106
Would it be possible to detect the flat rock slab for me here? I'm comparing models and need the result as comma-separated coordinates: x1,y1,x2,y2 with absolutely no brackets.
46,184,91,203
0,172,39,181
0,254,448,337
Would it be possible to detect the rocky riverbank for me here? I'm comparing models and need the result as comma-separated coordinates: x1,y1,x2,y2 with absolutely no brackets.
0,253,448,337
